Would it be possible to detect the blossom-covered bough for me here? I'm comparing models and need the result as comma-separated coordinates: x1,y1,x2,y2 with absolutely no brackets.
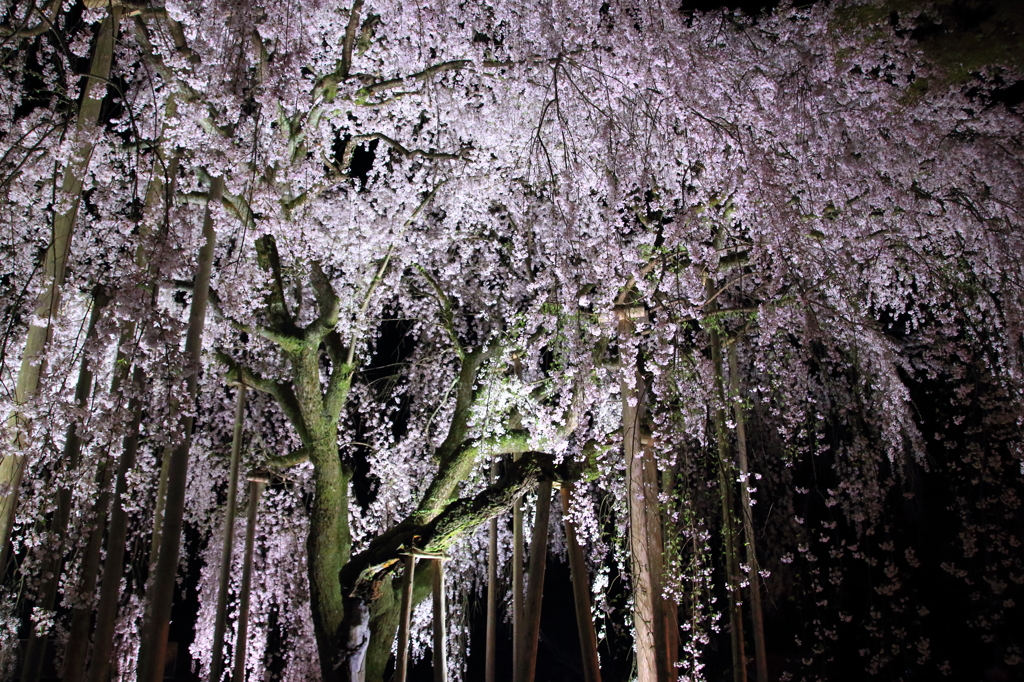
0,0,1021,681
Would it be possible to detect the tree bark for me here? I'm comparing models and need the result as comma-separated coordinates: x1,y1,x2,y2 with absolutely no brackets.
729,344,767,682
137,174,224,682
516,480,551,682
232,474,267,682
0,6,120,581
561,483,602,682
211,383,247,682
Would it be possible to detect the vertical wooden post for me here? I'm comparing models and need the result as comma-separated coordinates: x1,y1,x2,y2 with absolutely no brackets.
512,458,525,680
618,307,670,682
561,483,602,682
707,298,747,682
138,175,224,682
0,7,121,576
395,553,416,682
21,290,107,682
729,344,767,682
231,472,267,682
211,383,247,682
517,480,552,682
433,559,447,682
485,460,498,682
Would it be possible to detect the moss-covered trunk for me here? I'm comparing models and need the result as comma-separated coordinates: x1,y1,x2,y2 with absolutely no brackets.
291,346,352,682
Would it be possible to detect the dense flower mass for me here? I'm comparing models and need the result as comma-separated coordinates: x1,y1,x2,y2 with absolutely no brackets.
0,0,1021,681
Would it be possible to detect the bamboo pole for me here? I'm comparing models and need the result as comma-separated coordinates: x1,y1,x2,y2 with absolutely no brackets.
85,149,182,682
0,6,121,581
512,457,524,680
517,480,551,682
729,344,768,682
232,472,268,682
708,313,747,682
138,174,224,682
618,308,670,682
82,366,146,682
560,483,602,682
485,459,498,682
395,554,417,682
432,559,447,682
21,290,108,682
211,383,247,682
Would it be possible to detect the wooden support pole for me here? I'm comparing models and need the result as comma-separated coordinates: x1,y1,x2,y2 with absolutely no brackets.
433,559,447,682
512,458,525,680
395,553,416,682
729,344,768,682
138,175,224,682
485,459,498,682
707,308,747,682
231,472,267,682
561,483,602,682
211,383,247,682
517,480,552,682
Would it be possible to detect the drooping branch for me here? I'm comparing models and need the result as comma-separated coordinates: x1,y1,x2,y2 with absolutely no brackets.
219,354,311,445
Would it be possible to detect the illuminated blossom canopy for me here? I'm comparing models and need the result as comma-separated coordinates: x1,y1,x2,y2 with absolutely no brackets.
0,0,1021,681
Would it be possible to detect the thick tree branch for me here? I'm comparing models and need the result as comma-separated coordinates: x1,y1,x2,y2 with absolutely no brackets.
340,0,363,79
340,133,470,172
354,60,471,100
307,261,341,343
265,447,310,470
341,451,581,595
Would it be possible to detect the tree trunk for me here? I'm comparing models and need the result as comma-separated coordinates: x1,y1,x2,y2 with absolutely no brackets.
394,555,416,682
137,174,224,682
432,560,447,682
211,383,247,682
618,309,670,682
729,344,767,682
561,483,602,682
516,480,551,682
232,474,267,682
21,290,107,682
0,6,120,581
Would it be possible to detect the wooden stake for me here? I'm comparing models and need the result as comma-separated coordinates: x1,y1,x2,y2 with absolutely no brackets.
730,344,768,682
707,301,747,682
232,472,268,682
433,559,447,682
211,383,247,682
486,459,498,682
561,484,602,682
517,480,551,682
512,457,524,680
395,553,416,682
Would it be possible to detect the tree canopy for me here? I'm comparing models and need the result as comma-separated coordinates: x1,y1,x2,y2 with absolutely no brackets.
0,1,1021,681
